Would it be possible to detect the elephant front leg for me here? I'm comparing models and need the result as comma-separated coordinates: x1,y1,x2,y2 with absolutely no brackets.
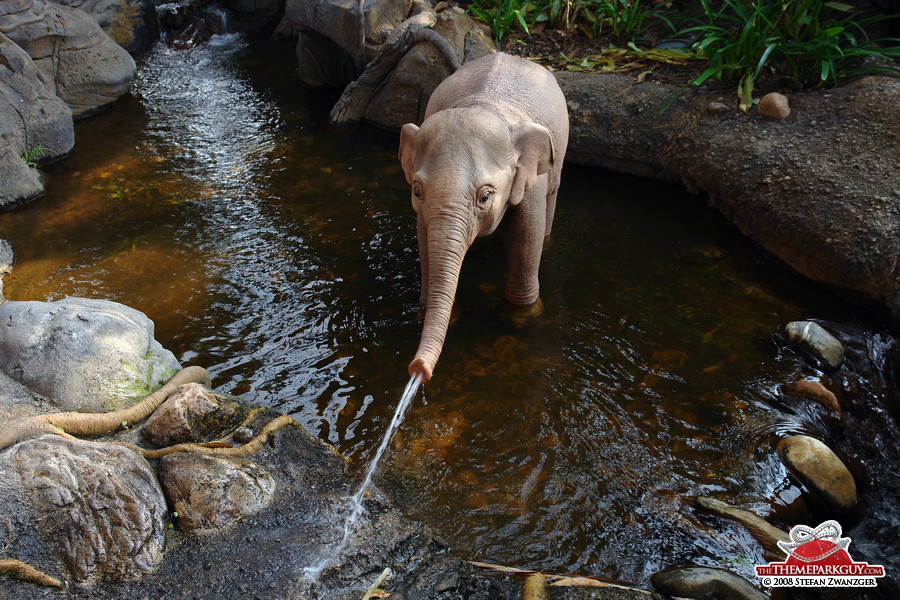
500,179,547,326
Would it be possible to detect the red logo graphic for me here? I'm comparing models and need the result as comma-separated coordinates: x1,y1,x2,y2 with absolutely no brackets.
755,521,885,587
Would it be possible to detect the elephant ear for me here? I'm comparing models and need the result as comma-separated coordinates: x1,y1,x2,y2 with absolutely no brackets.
398,123,420,185
508,121,555,206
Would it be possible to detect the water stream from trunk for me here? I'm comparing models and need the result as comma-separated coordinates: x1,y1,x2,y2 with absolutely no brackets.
305,372,423,580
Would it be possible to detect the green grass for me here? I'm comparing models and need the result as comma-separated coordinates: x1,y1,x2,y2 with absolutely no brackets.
21,145,51,168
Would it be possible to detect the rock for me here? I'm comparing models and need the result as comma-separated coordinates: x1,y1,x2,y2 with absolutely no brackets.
0,0,137,117
783,320,844,371
556,72,900,321
141,382,248,447
0,434,167,583
651,566,768,600
0,240,12,302
777,435,857,514
779,379,841,413
0,240,12,276
0,297,181,412
758,91,791,118
284,0,410,74
363,6,494,127
708,101,731,114
222,0,284,35
0,31,76,208
158,452,276,534
52,0,159,54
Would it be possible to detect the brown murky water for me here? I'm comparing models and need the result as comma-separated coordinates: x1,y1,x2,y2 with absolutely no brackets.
0,36,894,585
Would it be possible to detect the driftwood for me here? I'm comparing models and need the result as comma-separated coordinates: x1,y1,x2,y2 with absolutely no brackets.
329,0,461,125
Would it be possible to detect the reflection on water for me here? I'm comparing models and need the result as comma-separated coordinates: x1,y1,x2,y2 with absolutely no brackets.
0,36,892,584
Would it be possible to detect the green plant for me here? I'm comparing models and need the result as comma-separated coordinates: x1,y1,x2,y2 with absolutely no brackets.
21,145,51,168
582,0,651,41
467,0,537,40
678,0,900,110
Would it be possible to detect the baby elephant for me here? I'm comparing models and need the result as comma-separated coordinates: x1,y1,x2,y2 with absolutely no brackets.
399,52,569,381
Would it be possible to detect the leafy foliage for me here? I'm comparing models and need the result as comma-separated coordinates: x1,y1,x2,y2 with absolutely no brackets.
465,0,900,105
681,0,900,110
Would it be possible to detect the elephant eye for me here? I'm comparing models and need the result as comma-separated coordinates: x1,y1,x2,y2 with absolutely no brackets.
412,182,424,202
476,186,494,208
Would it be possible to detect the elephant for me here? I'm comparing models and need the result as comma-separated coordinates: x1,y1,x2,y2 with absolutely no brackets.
398,52,569,382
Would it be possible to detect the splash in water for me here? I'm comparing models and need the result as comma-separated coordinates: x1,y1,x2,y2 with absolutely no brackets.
304,372,424,581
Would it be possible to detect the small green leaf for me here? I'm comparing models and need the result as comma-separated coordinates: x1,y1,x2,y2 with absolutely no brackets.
824,1,854,11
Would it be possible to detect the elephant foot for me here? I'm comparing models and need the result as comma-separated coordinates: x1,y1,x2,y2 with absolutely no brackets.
498,297,543,328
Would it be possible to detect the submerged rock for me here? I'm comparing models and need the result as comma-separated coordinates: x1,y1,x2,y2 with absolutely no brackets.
777,435,857,515
0,434,168,584
651,566,768,600
783,320,844,371
0,298,181,412
0,0,136,117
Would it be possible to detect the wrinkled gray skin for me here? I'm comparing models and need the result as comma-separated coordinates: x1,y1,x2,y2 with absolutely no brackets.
399,52,569,381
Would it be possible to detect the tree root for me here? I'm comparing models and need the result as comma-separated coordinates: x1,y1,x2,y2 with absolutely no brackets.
695,496,789,558
112,414,297,459
0,366,211,451
0,558,63,588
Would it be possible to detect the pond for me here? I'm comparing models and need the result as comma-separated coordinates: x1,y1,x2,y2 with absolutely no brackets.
0,35,895,587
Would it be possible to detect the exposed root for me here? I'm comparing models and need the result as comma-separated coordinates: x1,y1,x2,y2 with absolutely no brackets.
0,366,211,451
695,496,789,557
113,415,297,459
0,558,63,588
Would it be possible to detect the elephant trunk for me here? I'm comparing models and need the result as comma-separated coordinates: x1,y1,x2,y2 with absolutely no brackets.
408,218,469,382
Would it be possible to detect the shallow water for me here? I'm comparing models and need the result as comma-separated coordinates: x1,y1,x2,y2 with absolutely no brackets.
0,36,893,585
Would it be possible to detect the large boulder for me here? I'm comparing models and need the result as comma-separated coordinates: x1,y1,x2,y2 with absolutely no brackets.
285,0,411,87
362,6,494,127
0,31,75,208
52,0,159,54
556,72,900,321
222,0,284,35
0,297,181,412
0,434,168,584
0,0,137,117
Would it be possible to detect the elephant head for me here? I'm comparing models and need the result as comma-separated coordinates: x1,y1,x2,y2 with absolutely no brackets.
399,107,555,381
